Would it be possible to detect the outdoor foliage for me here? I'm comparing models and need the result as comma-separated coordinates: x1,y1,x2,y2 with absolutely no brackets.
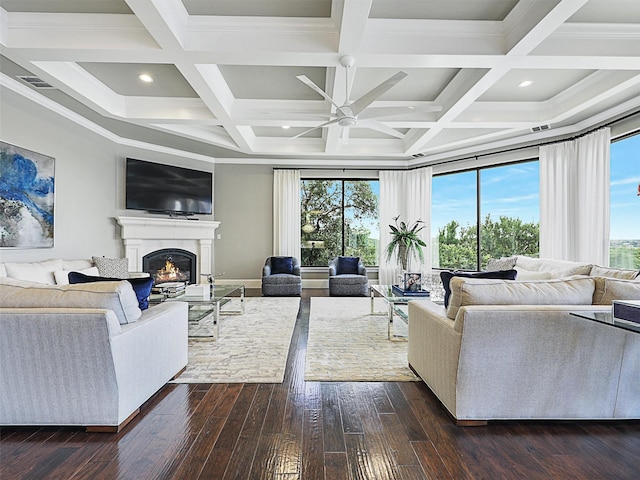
300,180,378,266
437,214,540,270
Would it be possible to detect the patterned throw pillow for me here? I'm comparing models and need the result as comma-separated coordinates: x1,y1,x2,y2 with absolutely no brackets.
486,256,517,272
92,256,129,279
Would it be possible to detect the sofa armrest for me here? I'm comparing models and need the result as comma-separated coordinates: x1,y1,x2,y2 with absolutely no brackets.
0,308,124,426
408,300,462,417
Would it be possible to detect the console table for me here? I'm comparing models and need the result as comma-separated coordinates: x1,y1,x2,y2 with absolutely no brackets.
570,310,640,334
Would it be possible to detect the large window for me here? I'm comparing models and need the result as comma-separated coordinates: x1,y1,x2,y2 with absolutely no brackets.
300,179,379,267
610,132,640,269
432,161,540,271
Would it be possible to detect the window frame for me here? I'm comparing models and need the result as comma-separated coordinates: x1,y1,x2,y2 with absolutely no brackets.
300,177,380,267
432,158,540,271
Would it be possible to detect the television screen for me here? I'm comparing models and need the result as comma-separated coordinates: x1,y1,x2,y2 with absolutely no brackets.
125,158,212,215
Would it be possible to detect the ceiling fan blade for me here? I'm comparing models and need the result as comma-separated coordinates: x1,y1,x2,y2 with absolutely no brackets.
358,119,405,139
349,71,408,116
290,118,342,139
358,105,442,120
296,75,345,114
342,126,350,145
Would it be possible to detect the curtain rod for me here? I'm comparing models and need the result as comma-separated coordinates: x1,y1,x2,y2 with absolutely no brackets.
414,108,640,170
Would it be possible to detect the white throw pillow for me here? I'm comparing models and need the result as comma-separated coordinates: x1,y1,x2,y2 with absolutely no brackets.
513,266,553,281
4,259,64,285
54,266,100,285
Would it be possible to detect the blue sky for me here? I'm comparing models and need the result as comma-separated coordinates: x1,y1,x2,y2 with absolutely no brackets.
611,134,640,239
431,161,540,235
431,134,639,240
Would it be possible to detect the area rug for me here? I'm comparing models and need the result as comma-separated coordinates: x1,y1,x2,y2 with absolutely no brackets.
305,297,419,382
172,297,300,383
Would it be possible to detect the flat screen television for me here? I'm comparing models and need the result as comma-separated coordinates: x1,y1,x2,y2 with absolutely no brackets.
125,158,212,215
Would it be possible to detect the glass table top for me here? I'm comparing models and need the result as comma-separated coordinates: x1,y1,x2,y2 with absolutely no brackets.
570,310,640,334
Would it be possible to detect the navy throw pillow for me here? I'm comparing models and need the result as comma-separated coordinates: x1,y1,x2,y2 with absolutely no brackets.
337,256,360,275
271,256,294,275
68,271,155,311
440,269,518,308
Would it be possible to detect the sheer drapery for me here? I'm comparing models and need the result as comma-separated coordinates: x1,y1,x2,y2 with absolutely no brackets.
540,128,610,264
273,169,301,257
378,168,432,285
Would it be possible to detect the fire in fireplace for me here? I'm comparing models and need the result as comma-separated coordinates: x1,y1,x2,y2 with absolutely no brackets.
143,249,196,284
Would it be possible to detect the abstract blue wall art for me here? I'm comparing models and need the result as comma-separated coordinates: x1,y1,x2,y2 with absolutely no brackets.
0,141,55,248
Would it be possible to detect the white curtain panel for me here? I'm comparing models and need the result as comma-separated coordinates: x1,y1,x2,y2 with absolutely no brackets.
540,128,610,264
273,169,301,257
406,167,433,273
379,171,406,285
378,168,433,285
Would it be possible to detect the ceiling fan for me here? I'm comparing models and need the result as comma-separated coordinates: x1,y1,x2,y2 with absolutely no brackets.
291,55,441,142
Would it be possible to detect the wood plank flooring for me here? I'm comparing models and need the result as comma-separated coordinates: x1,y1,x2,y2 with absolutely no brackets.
2,288,639,479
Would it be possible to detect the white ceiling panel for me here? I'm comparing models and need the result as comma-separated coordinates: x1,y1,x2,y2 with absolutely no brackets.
1,0,639,165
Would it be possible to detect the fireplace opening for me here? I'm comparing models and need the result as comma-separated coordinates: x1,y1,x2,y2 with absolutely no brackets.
143,248,196,285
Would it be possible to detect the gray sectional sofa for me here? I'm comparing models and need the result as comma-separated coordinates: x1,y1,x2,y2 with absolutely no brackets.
408,257,640,424
0,259,188,431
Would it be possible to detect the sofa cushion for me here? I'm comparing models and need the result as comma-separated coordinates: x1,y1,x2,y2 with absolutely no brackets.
92,256,129,278
271,256,294,275
593,277,640,305
336,256,360,275
3,259,64,284
0,281,142,324
54,266,100,285
440,269,518,308
590,265,639,280
446,276,596,320
69,271,155,310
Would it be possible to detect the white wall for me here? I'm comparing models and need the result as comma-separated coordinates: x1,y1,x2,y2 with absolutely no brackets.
1,89,121,263
0,88,218,271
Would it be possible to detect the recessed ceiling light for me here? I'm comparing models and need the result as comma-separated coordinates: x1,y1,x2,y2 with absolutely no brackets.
138,74,154,83
518,80,533,88
282,125,290,129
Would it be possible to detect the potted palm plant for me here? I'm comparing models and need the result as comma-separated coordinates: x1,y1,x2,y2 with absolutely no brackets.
385,215,427,271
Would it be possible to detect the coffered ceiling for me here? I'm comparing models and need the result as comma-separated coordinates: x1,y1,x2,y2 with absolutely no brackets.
1,0,639,166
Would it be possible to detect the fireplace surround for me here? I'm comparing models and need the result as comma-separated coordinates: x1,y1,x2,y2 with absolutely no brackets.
116,216,220,281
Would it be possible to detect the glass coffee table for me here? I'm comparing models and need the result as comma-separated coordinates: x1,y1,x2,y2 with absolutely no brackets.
370,284,431,342
150,284,245,339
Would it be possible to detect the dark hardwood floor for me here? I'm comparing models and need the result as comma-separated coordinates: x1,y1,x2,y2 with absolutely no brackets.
2,288,639,479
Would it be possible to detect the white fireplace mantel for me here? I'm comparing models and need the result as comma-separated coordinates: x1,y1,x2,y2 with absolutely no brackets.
115,216,220,277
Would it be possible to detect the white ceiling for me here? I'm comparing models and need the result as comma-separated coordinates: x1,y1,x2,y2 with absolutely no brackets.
1,0,639,166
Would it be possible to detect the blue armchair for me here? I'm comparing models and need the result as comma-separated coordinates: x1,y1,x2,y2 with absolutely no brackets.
328,256,368,296
261,256,302,296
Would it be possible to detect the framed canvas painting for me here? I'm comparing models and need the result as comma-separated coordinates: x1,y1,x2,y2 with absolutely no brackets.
0,141,55,248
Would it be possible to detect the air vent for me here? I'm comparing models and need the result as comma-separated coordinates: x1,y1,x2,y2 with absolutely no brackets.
412,153,426,158
17,76,55,89
531,124,551,132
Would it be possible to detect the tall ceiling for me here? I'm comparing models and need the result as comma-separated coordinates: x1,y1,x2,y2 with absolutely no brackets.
1,0,640,166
